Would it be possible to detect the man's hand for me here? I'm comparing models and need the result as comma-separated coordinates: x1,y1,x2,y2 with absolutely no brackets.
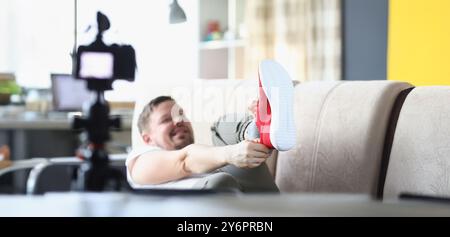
248,99,258,118
225,140,271,168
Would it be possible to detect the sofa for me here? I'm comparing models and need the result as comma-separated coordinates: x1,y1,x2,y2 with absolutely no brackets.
132,79,450,201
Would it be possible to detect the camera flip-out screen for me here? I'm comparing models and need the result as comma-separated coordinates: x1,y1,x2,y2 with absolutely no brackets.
79,52,114,80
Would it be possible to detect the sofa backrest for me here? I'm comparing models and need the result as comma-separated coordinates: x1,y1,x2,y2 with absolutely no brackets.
383,87,450,200
276,81,412,196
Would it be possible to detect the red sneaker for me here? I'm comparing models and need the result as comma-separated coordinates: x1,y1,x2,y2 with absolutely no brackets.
256,60,296,151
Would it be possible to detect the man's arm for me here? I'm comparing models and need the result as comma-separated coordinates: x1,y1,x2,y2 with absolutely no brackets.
130,141,270,185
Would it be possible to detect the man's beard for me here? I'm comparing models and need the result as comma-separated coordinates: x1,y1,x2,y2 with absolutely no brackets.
173,134,195,150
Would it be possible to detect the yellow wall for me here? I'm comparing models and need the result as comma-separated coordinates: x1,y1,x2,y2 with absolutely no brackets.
388,0,450,86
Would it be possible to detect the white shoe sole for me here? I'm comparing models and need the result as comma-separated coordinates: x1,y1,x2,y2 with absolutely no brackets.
259,60,296,151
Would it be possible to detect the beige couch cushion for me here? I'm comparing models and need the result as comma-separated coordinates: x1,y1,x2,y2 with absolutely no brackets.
383,87,450,200
276,81,412,196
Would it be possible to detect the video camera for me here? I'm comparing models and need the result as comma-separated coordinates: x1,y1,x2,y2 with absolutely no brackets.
74,12,136,91
71,11,136,191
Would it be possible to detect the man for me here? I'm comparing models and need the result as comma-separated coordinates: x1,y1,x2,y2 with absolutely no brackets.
127,60,295,192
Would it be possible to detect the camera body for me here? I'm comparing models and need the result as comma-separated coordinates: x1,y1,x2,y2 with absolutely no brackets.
75,43,136,91
73,12,136,91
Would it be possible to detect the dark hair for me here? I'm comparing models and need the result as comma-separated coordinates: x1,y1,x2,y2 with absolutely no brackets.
138,96,175,134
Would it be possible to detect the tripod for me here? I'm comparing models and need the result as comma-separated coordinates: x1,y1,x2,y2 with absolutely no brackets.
72,90,124,191
71,11,135,191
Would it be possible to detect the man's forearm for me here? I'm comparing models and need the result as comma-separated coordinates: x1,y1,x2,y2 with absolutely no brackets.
131,141,268,185
130,144,232,185
182,144,230,174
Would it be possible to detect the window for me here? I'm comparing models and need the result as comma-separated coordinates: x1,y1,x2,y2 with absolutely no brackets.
0,0,198,101
0,0,73,88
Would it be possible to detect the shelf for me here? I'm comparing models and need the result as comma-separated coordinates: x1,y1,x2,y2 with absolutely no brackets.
198,0,247,79
199,39,246,50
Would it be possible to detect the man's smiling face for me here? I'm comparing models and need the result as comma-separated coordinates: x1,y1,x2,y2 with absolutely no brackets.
142,100,194,150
